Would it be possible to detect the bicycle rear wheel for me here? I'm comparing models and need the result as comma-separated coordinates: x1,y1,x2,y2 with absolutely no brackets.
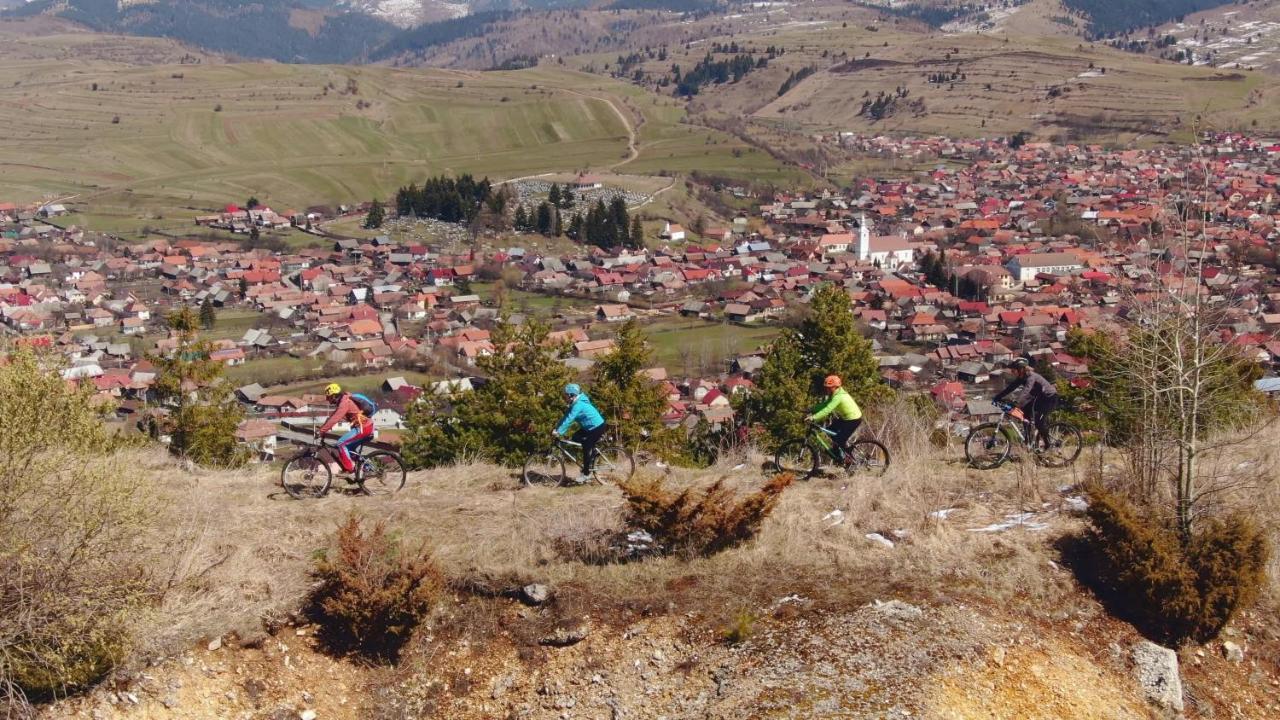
774,440,818,479
592,445,634,484
1036,422,1083,468
965,423,1011,470
360,451,407,495
522,449,565,486
847,439,890,477
282,452,332,499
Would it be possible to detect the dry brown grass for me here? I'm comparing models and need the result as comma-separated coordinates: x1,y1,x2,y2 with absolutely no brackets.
133,428,1101,658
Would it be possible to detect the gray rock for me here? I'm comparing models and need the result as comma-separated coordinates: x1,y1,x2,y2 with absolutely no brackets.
207,636,222,651
161,695,179,709
1132,640,1184,713
871,599,923,622
521,583,551,605
1222,640,1244,663
300,711,318,720
540,624,589,647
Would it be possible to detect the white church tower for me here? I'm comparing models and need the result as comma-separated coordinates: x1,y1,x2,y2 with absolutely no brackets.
858,213,871,261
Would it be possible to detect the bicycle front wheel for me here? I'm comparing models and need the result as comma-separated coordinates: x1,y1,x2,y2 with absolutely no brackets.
360,451,407,495
774,440,818,479
592,445,634,484
848,439,890,478
282,452,332,499
1037,422,1083,468
965,423,1011,470
522,449,565,486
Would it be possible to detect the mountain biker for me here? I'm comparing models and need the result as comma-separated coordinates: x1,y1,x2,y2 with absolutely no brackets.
805,374,863,463
553,383,607,484
992,357,1058,450
318,383,377,475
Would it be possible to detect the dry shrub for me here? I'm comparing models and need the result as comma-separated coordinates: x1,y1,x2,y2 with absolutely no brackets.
618,473,795,557
308,514,444,662
720,609,756,645
0,351,158,715
1077,484,1268,646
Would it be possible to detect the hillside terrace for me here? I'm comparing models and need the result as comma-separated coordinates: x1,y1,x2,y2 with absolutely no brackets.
1,131,1279,456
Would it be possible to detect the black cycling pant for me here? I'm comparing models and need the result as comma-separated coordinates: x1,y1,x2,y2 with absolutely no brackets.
829,418,862,460
573,423,608,475
1026,395,1058,448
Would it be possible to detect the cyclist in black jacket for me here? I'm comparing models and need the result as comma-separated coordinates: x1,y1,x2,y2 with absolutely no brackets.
993,358,1059,450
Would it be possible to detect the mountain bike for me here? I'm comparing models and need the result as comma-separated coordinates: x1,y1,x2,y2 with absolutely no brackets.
522,436,635,486
964,403,1082,470
281,434,407,498
773,421,890,480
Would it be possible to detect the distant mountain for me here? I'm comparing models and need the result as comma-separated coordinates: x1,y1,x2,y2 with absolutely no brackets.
3,0,593,61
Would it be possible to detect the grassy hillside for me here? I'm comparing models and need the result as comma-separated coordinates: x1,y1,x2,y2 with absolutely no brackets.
0,58,790,234
656,22,1280,143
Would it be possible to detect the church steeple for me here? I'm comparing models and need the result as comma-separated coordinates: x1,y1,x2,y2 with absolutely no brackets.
858,212,871,261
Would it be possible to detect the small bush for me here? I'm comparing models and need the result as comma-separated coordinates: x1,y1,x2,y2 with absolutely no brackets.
308,514,443,661
618,473,794,557
1078,485,1268,646
720,609,756,645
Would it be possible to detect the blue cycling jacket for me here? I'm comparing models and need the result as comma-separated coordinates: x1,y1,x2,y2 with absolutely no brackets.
556,393,606,435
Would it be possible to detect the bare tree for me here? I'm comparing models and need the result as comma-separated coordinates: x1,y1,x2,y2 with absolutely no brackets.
1085,147,1270,539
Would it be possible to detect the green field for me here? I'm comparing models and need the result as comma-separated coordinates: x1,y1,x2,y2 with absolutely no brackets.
0,57,802,237
641,317,779,377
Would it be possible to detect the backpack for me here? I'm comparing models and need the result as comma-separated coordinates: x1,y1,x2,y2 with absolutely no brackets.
350,392,377,417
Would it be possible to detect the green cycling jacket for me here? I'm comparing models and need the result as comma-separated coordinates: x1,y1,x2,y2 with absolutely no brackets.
811,387,863,422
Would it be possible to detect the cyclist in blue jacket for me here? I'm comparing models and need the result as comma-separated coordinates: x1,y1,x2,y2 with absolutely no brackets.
553,383,608,484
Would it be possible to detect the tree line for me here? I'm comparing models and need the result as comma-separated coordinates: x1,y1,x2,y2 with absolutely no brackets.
674,52,767,97
393,174,493,224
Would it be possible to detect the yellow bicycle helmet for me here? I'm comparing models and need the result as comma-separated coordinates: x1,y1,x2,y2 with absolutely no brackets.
324,383,342,397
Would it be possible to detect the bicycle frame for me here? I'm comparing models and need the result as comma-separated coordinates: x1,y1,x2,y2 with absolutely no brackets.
552,437,590,469
991,408,1036,448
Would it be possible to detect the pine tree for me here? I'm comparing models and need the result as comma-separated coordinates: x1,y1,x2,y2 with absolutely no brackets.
554,208,563,237
199,297,216,330
591,320,668,449
568,213,583,240
549,183,562,208
795,285,889,405
238,277,249,298
249,225,260,244
363,199,385,229
402,318,575,467
629,216,643,249
561,186,575,209
536,202,553,235
739,333,809,446
610,197,629,243
514,205,528,231
149,307,246,467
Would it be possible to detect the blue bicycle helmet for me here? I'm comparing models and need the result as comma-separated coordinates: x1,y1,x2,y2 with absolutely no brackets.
563,383,581,396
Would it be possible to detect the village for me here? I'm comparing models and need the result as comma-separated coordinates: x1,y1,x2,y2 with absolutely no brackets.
2,130,1280,461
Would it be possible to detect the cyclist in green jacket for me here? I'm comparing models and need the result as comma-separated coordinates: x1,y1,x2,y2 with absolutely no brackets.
806,374,863,462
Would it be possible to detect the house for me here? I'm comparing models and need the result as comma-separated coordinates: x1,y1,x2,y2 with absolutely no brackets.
660,222,686,242
724,303,760,323
1006,252,1083,283
596,304,635,323
235,419,278,461
210,347,247,366
572,174,604,190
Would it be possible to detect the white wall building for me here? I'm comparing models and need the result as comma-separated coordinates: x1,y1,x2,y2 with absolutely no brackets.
1005,252,1084,283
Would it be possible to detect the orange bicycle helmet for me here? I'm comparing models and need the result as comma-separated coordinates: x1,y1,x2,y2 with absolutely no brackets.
823,375,842,389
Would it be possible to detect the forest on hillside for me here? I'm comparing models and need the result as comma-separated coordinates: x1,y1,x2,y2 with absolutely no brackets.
1062,0,1235,37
